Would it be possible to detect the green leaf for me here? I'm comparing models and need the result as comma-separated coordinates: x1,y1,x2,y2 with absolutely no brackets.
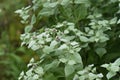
28,40,36,48
15,9,22,14
38,8,55,17
72,53,83,65
109,17,117,24
107,72,116,79
25,25,33,33
58,44,68,50
43,2,58,8
110,65,119,72
31,44,40,51
64,30,69,34
31,14,36,25
95,48,106,57
56,23,64,28
29,58,34,63
70,41,78,46
74,0,89,4
50,40,58,48
114,58,120,66
74,5,87,21
117,19,120,24
101,64,109,68
46,38,52,42
79,76,86,80
59,58,67,63
65,64,75,77
60,0,70,5
33,74,39,80
68,60,76,65
80,36,89,42
88,73,97,80
43,46,54,54
44,60,60,71
26,69,33,77
100,36,109,42
34,67,44,75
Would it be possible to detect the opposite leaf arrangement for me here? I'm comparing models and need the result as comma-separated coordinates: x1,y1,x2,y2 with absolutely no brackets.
16,0,120,80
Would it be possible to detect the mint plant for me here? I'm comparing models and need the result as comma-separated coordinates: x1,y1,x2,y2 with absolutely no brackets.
16,0,120,80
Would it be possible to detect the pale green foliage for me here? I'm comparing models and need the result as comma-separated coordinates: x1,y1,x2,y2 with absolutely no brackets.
15,6,31,24
73,64,103,80
18,58,44,80
101,58,120,79
16,0,120,80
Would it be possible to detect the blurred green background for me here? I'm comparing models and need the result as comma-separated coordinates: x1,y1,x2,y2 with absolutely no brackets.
0,0,36,80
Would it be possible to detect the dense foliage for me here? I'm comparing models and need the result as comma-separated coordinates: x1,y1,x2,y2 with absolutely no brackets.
16,0,120,80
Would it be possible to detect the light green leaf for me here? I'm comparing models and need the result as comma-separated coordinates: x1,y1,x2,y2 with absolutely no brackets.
80,36,89,42
107,72,116,79
70,41,78,46
68,25,75,30
88,73,96,80
101,64,109,68
15,9,22,14
100,36,109,42
64,36,75,41
58,44,68,50
65,64,75,77
95,48,106,57
110,17,117,24
31,14,36,24
43,2,58,8
43,46,54,54
110,64,119,72
50,40,58,48
29,58,34,63
46,38,52,42
59,58,67,63
33,74,39,80
25,25,33,33
22,15,29,21
74,0,89,4
38,8,55,16
44,60,60,71
117,19,120,24
97,74,103,78
34,67,44,75
68,60,76,65
79,76,86,80
60,38,68,42
56,23,63,28
114,58,120,66
28,40,36,48
31,44,40,51
60,0,70,5
72,53,83,64
26,69,33,77
64,30,69,34
77,70,87,75
73,75,79,80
